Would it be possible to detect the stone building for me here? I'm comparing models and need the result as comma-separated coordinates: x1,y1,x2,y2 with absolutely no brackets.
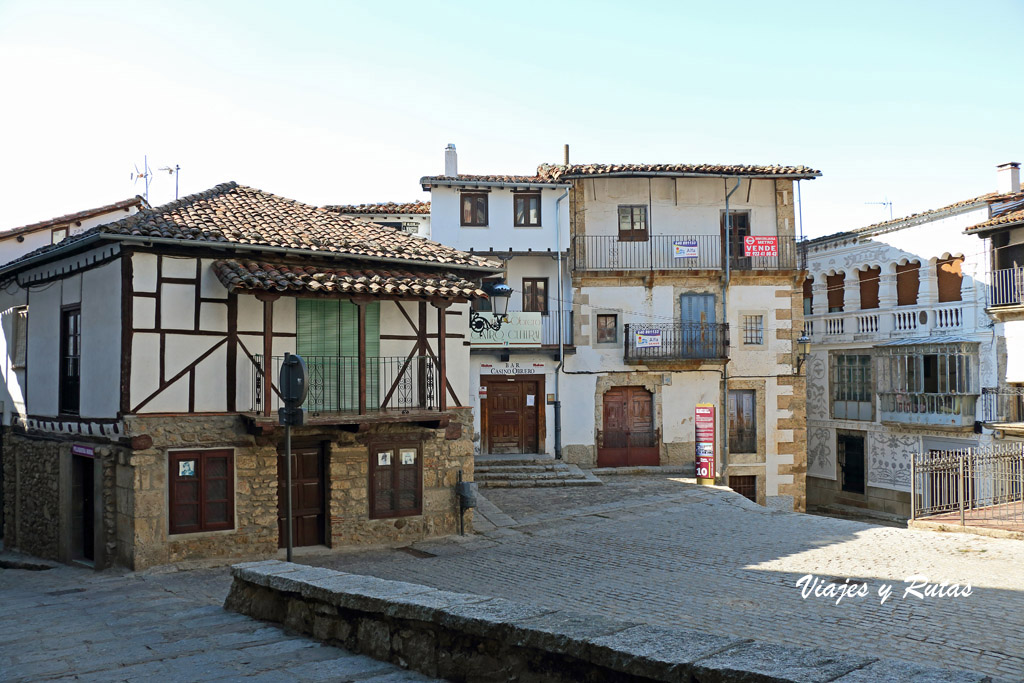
0,182,498,569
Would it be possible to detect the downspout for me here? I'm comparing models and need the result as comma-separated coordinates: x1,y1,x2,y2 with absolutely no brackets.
720,178,741,484
554,186,569,459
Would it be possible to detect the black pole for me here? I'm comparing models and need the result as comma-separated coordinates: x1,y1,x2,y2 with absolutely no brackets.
286,422,293,562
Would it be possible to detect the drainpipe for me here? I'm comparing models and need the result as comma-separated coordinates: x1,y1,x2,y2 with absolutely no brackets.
554,186,569,459
720,178,741,484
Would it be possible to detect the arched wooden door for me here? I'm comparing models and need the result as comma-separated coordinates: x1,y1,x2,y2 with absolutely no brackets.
597,387,658,467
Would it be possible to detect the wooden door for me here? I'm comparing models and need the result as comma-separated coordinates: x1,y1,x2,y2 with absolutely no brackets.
278,443,326,548
598,387,658,467
838,434,865,494
484,377,542,454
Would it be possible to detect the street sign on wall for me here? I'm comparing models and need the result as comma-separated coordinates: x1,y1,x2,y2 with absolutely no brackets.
695,403,716,484
471,312,543,347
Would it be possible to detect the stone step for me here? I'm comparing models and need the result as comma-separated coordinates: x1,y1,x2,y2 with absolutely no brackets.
475,463,602,488
476,464,574,474
476,471,587,481
479,478,603,488
474,457,558,467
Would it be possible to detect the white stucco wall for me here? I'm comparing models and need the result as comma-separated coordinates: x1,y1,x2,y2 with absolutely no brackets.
0,205,142,267
429,186,570,253
80,261,122,418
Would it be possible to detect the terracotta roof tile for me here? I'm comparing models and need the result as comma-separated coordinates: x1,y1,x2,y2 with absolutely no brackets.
0,196,148,239
323,201,430,215
537,162,822,180
212,259,487,300
8,182,499,272
420,174,563,186
966,208,1024,233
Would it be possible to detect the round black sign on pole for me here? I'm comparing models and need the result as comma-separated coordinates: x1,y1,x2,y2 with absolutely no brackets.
279,353,308,563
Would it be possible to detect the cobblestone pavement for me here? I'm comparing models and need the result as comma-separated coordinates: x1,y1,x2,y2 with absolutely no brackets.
303,476,1024,682
0,562,435,682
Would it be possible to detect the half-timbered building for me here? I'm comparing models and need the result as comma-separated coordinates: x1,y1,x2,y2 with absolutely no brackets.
0,182,498,569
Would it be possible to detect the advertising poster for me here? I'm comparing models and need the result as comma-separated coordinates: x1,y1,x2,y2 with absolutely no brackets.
743,235,779,257
695,403,716,482
673,239,699,259
634,329,663,348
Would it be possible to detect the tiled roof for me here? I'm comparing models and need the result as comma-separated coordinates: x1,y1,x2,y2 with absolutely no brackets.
324,201,430,215
966,208,1024,233
212,259,487,300
0,196,148,239
851,193,997,235
6,182,499,272
420,174,564,187
536,163,822,180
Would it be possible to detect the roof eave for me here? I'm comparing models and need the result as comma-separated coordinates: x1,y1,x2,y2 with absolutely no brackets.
555,171,822,181
964,220,1024,236
420,178,570,191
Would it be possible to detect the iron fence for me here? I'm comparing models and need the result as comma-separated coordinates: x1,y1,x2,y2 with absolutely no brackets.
252,354,439,415
912,442,1024,529
981,386,1024,423
991,266,1024,307
623,322,729,361
572,234,799,271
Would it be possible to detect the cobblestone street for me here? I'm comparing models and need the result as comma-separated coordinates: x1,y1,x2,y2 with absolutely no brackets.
305,476,1024,682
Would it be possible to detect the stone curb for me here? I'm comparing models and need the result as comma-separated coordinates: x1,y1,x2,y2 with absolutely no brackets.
226,561,998,683
908,519,1024,541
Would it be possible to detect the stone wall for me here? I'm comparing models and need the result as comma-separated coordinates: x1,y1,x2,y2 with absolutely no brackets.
224,560,990,683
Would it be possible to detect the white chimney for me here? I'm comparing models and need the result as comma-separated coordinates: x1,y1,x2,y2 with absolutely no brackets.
445,144,458,177
997,162,1020,195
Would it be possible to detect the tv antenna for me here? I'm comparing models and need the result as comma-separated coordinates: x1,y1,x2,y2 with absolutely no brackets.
865,197,893,220
130,155,153,203
159,164,181,199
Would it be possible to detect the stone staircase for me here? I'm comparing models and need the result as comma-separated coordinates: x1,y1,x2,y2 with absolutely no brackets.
473,456,602,488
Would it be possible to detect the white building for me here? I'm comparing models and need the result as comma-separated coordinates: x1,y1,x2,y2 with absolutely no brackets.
801,164,1022,517
324,201,431,239
421,145,573,456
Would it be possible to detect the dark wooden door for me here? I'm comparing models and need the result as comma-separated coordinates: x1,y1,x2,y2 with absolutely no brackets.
598,387,658,467
71,455,94,562
839,434,865,494
278,444,326,548
484,378,541,454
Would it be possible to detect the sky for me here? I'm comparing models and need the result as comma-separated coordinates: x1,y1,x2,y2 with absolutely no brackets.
0,0,1021,238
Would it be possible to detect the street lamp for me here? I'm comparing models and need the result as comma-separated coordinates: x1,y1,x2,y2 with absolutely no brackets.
469,282,512,333
795,334,811,374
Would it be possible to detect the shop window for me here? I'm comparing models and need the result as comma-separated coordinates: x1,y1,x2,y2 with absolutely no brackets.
369,441,422,519
169,450,235,534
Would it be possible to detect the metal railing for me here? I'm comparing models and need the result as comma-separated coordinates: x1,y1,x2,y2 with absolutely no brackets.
623,322,729,361
878,392,978,427
572,234,799,271
912,442,1024,529
991,266,1024,307
980,386,1024,423
252,354,439,415
540,310,574,346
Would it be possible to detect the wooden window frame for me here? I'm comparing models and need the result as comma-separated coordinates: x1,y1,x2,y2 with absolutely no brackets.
513,192,542,227
59,305,81,415
830,353,874,421
168,449,235,535
368,439,423,519
522,277,549,314
596,313,618,344
460,193,488,227
617,205,648,242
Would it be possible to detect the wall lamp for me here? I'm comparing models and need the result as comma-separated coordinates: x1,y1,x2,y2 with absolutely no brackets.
469,283,512,333
795,334,811,374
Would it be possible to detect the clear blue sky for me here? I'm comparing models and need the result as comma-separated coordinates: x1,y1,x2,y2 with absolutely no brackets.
1,0,1021,237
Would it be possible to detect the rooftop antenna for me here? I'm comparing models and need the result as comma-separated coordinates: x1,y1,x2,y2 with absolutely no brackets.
130,155,152,203
865,197,893,220
159,164,181,199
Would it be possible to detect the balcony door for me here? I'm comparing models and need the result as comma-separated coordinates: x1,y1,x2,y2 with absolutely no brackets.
681,293,717,359
721,211,751,270
295,300,379,412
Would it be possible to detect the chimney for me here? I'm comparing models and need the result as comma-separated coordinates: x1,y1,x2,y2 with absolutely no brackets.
997,162,1021,195
564,144,570,165
445,144,458,177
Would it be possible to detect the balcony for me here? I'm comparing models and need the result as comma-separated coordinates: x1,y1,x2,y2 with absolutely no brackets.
806,301,970,344
470,310,573,350
623,322,729,362
980,387,1024,427
572,234,798,272
878,392,978,427
991,266,1024,307
541,310,574,347
250,354,443,424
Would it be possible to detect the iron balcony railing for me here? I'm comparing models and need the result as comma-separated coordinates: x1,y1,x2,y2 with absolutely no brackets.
623,322,729,362
252,354,439,415
991,266,1024,307
572,234,798,272
540,310,574,346
912,442,1024,529
878,391,978,427
980,386,1024,424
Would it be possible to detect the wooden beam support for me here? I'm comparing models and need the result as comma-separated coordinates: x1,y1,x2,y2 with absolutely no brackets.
357,301,367,415
434,301,451,411
262,297,274,416
418,301,428,408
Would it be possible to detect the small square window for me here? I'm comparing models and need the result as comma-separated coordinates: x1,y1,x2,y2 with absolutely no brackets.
743,315,763,345
596,314,618,343
514,193,541,227
169,450,235,534
461,193,488,226
617,205,648,242
51,227,68,244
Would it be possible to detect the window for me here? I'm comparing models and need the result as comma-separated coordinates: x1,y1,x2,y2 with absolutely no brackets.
294,300,380,412
859,267,880,310
742,315,763,345
936,257,964,303
460,193,488,226
617,205,648,242
59,306,81,414
721,211,751,267
522,278,548,314
369,441,422,518
831,354,873,420
729,475,757,503
728,390,756,453
514,193,541,227
826,273,845,313
51,227,68,244
802,278,813,316
169,450,234,534
596,314,618,343
12,307,27,369
896,262,920,306
877,343,980,421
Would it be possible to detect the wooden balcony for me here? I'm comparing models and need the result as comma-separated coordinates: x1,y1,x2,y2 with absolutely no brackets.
623,322,729,363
